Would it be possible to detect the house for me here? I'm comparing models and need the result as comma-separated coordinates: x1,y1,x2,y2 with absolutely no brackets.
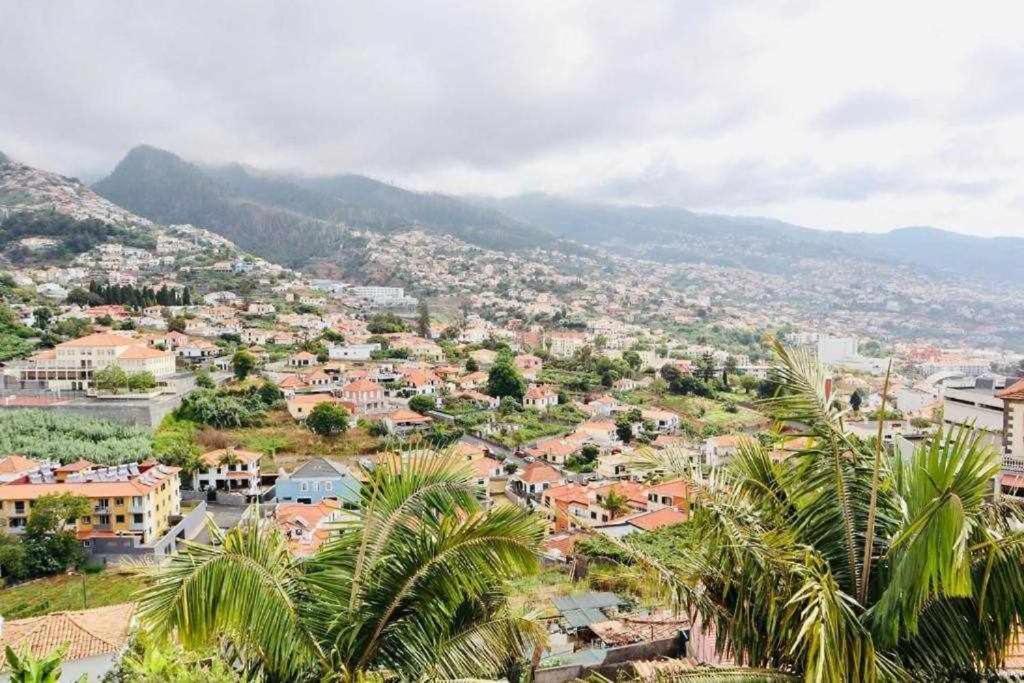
0,603,137,682
401,368,441,396
328,343,381,361
998,378,1024,491
275,457,360,506
176,337,220,360
514,353,543,379
701,434,743,467
196,448,261,495
453,390,500,409
509,461,563,499
0,454,44,483
471,456,505,504
596,452,633,479
524,384,559,411
381,409,433,435
456,371,488,390
526,437,581,466
541,483,592,531
589,481,649,523
470,349,498,369
247,302,275,315
585,395,620,418
341,378,387,413
642,408,681,434
286,394,352,421
289,351,317,367
0,461,180,546
574,419,619,445
646,479,691,513
547,331,587,358
271,500,347,557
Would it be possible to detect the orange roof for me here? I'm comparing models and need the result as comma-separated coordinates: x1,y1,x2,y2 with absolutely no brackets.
279,374,307,389
544,532,583,556
997,378,1024,401
57,333,135,348
343,378,381,393
517,461,562,484
200,448,262,467
471,456,503,477
0,454,39,474
0,465,179,501
649,479,690,499
56,458,95,473
629,507,687,531
403,369,439,386
292,351,316,360
0,603,136,669
386,409,432,423
527,438,580,459
118,345,170,360
525,384,557,400
543,482,591,505
288,393,342,407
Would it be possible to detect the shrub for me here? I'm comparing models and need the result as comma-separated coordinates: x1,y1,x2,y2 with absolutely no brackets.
306,402,350,436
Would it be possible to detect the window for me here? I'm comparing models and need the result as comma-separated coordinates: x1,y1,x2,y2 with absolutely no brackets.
115,497,124,505
324,481,333,491
14,501,25,514
300,482,309,492
116,515,125,523
133,514,144,524
98,515,110,525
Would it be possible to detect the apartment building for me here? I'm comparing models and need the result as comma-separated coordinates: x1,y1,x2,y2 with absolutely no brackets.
13,332,176,390
0,461,180,545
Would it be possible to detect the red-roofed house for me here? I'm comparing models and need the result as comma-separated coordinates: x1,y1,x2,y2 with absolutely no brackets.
628,507,687,532
646,479,692,513
382,409,433,435
509,461,563,499
272,500,347,557
341,378,386,413
998,378,1024,489
523,384,559,411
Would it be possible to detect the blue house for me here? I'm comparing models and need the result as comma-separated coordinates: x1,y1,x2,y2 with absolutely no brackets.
275,458,360,506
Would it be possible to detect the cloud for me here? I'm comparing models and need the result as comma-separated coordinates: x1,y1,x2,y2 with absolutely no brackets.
1,0,1024,236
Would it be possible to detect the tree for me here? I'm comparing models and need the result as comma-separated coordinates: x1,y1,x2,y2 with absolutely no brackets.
722,355,738,385
194,370,215,389
167,316,188,333
465,357,479,373
629,340,1024,680
320,328,345,344
696,351,717,383
305,402,349,436
137,454,545,681
486,360,526,401
0,531,27,581
127,371,156,392
850,388,863,412
93,365,129,393
416,300,431,338
622,349,642,372
32,307,52,330
602,489,630,519
366,312,408,334
231,350,257,380
408,394,437,414
615,415,634,443
738,374,759,394
22,493,91,576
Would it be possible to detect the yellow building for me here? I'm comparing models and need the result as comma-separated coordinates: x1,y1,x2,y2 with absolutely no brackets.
0,461,180,545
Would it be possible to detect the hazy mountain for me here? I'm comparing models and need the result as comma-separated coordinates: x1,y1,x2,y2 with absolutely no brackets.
93,146,555,266
485,194,1024,284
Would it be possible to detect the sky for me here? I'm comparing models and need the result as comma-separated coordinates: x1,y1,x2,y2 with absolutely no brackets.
2,1,1024,236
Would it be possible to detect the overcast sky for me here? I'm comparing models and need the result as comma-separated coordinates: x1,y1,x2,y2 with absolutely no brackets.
3,1,1024,236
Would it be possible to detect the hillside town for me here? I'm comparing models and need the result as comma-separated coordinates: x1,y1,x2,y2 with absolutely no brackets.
1,205,1024,679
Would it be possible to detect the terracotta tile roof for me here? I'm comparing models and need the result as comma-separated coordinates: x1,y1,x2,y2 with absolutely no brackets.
525,384,557,400
594,481,649,505
343,378,381,393
628,507,687,531
55,459,95,473
118,345,170,360
543,483,591,505
57,333,135,348
0,603,136,669
648,479,689,498
997,378,1024,401
0,454,39,475
544,532,584,556
517,461,562,484
386,409,432,423
471,456,503,477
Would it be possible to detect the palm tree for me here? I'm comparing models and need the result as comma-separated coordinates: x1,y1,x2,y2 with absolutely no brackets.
602,488,631,519
137,450,546,682
629,340,1024,681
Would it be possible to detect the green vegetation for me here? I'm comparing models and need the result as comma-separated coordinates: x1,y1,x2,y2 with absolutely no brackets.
407,394,437,414
624,341,1024,679
0,211,155,262
137,452,546,680
0,410,151,463
176,384,278,429
0,569,147,618
489,404,586,448
93,366,157,393
486,355,526,401
230,349,257,380
0,303,37,361
366,312,408,334
304,402,349,436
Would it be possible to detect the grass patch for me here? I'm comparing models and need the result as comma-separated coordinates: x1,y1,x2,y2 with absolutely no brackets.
0,569,148,619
